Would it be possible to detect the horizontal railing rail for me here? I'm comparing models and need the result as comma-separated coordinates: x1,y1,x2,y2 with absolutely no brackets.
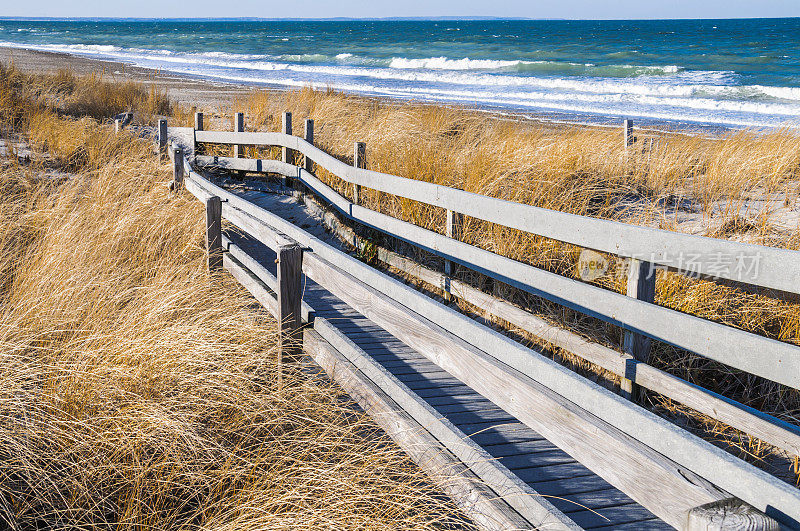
194,129,800,296
189,146,800,392
172,147,800,527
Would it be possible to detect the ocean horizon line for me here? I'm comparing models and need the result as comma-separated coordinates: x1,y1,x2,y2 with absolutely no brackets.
1,16,799,22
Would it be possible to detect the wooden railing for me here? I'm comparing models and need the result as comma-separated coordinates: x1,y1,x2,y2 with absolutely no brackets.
159,115,800,528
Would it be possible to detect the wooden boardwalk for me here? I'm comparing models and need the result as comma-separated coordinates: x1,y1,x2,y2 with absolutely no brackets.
160,121,800,530
226,191,669,529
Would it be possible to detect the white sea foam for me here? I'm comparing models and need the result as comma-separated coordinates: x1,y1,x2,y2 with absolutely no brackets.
2,40,798,129
389,56,528,70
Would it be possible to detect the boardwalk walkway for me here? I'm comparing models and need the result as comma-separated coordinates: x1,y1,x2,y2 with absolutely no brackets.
225,188,669,529
164,123,800,530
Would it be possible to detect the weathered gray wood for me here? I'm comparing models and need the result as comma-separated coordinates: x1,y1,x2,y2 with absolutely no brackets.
304,329,533,531
172,147,184,190
298,189,800,458
296,166,800,390
233,112,245,159
625,119,635,148
621,258,656,401
313,317,579,530
686,499,779,531
178,160,800,527
281,111,292,162
444,209,464,301
277,243,303,361
304,119,314,173
353,141,366,205
158,119,168,155
301,250,733,528
189,160,800,462
280,112,293,188
205,195,223,272
192,129,800,294
222,252,278,316
192,112,203,154
221,235,314,323
194,155,299,177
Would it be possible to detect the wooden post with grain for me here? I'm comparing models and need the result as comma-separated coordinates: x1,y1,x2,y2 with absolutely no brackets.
277,242,304,380
172,147,184,190
193,111,204,155
624,118,635,149
233,112,245,159
158,119,168,156
304,118,314,173
296,118,314,199
686,498,779,531
621,258,656,401
205,196,223,273
279,112,293,189
353,141,366,205
444,210,464,302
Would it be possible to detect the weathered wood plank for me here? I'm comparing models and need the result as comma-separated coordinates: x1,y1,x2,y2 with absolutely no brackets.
353,141,365,205
180,159,800,527
359,237,800,458
277,243,303,362
158,119,168,155
686,499,779,531
444,209,463,302
281,112,292,167
192,130,800,294
301,252,736,528
621,258,656,401
293,166,800,390
205,196,223,273
304,329,534,531
172,147,184,190
312,318,580,530
233,112,244,159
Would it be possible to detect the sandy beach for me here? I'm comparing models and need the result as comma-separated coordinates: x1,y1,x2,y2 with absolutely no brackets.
0,45,255,110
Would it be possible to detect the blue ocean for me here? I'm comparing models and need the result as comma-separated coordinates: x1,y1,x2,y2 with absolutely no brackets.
1,18,799,129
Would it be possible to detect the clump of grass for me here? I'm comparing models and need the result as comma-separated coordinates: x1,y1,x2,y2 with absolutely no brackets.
0,83,468,529
1,64,172,129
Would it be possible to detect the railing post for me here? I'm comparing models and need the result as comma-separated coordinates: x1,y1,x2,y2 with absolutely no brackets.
444,210,464,302
233,112,244,159
303,118,314,173
621,258,656,401
282,111,293,163
295,118,313,200
281,112,293,189
277,242,303,384
193,111,203,155
158,119,168,157
205,196,223,273
172,147,184,190
353,141,366,205
624,118,635,149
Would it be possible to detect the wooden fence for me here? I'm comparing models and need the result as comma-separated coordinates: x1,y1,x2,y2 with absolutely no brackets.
158,114,800,528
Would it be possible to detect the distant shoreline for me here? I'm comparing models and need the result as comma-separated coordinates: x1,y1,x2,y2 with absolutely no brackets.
0,45,729,135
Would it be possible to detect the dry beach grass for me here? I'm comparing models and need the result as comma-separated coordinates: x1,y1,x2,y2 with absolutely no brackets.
0,65,470,530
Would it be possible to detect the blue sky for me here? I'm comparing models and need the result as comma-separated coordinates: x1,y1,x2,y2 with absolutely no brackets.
4,0,800,20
